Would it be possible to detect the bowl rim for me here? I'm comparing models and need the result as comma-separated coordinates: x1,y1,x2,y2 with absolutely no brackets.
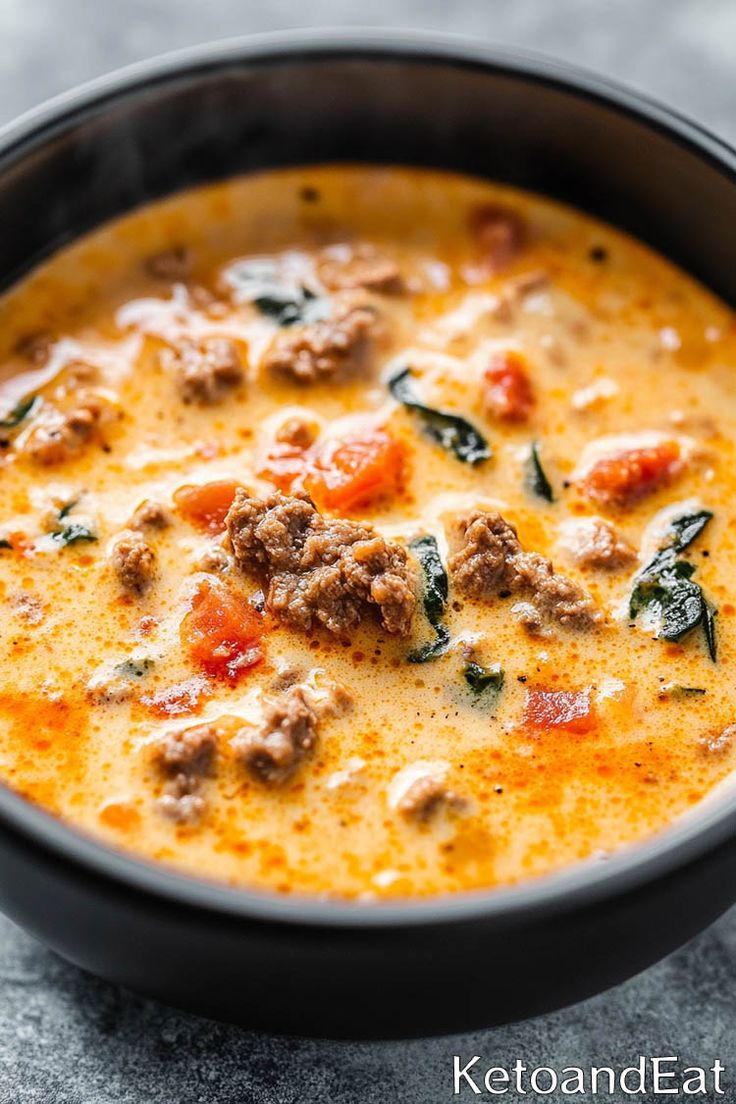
1,27,735,931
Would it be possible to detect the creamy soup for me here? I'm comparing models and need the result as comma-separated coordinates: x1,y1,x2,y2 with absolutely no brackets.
0,166,735,899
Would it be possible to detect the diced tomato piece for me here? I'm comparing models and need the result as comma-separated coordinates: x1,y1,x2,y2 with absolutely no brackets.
483,352,535,421
2,531,33,553
181,578,264,681
257,427,406,512
141,676,210,717
256,444,307,493
174,480,241,534
523,688,596,734
303,430,406,512
580,441,682,506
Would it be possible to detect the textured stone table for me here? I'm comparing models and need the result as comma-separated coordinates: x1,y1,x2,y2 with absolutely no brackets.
1,2,735,1101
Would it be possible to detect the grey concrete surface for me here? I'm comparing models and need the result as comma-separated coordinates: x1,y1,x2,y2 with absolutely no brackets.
0,1,735,1101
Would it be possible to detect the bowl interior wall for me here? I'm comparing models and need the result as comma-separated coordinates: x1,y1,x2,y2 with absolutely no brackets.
0,55,734,300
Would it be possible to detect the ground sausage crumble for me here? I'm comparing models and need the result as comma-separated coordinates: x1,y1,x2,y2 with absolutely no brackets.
233,685,318,786
559,516,636,571
151,722,218,824
24,392,116,465
317,248,404,295
164,337,244,404
263,294,379,384
111,530,157,594
448,510,600,630
225,490,416,636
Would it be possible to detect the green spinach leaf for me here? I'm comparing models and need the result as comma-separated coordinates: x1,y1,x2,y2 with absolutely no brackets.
464,662,505,698
703,600,718,662
0,394,40,430
389,367,491,466
410,535,448,624
407,533,451,662
658,683,706,699
51,522,98,547
58,500,79,520
224,258,328,327
659,567,706,642
525,440,554,503
48,501,97,548
408,624,451,664
629,508,716,660
669,509,713,552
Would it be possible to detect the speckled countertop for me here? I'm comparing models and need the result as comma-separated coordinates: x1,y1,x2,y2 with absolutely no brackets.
0,2,735,1101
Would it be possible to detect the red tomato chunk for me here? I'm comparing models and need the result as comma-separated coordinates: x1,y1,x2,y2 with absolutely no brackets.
581,441,682,506
174,480,241,533
304,430,405,512
483,351,535,422
257,444,307,493
523,688,596,734
181,578,264,682
258,428,406,512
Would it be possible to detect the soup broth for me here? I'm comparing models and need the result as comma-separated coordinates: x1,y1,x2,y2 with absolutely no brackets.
0,165,734,898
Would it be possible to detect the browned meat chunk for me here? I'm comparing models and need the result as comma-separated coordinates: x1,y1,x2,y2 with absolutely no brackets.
448,510,600,630
508,553,601,629
560,517,636,571
145,246,193,282
151,722,217,824
396,776,464,822
24,394,113,465
263,296,378,384
267,666,353,717
164,337,244,404
448,511,523,595
234,685,318,785
111,531,156,594
154,723,218,773
129,499,171,531
318,250,404,294
157,780,206,825
226,490,416,636
470,204,527,272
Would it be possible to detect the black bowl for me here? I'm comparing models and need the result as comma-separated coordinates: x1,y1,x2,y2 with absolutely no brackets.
1,30,735,1039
